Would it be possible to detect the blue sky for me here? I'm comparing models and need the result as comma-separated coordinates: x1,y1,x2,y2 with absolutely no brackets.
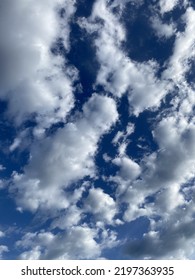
0,0,195,260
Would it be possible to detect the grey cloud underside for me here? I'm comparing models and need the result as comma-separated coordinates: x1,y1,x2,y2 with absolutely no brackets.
0,0,195,260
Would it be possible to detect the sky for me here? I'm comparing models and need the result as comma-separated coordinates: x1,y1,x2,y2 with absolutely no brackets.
0,0,195,260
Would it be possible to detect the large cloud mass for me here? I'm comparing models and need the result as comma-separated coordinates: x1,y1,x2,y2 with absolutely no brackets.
0,0,77,129
11,94,118,212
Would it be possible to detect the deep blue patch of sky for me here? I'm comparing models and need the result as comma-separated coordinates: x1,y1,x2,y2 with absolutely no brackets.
122,2,175,65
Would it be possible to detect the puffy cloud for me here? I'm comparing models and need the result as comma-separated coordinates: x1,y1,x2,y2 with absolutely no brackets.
17,227,101,259
84,188,118,224
169,81,195,121
125,200,195,259
0,180,5,189
0,245,8,259
112,123,134,156
122,189,150,222
19,246,42,260
113,157,141,182
123,172,195,259
163,7,195,82
17,224,120,260
106,155,143,222
159,0,179,14
154,184,184,212
11,94,118,212
121,115,195,222
75,1,195,260
79,0,170,115
0,0,77,128
106,73,195,226
51,205,83,229
0,165,5,171
126,61,169,115
148,116,195,188
110,0,144,8
151,17,175,38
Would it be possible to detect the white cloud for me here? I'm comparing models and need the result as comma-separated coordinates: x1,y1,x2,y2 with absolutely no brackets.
0,165,5,171
9,129,31,152
9,138,21,152
11,94,118,212
170,81,195,120
110,0,144,10
51,205,83,229
0,179,7,189
76,1,195,260
151,17,175,38
84,188,118,224
107,81,195,226
17,227,101,260
159,0,179,14
113,157,141,182
125,200,195,259
121,185,151,222
0,245,8,259
17,224,120,260
98,227,120,249
126,61,170,115
0,0,77,128
79,0,170,115
122,115,195,221
112,123,134,156
106,155,143,222
154,184,184,212
125,185,195,259
149,116,195,188
19,246,42,260
163,7,195,82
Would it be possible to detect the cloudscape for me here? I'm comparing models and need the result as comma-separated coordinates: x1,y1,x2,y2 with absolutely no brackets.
0,0,195,260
